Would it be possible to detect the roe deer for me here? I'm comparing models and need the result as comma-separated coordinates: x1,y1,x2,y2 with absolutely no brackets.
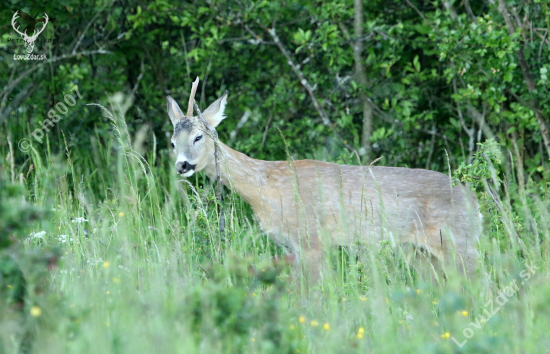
167,78,481,285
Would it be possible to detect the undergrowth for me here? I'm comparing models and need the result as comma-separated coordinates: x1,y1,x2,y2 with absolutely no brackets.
1,104,549,354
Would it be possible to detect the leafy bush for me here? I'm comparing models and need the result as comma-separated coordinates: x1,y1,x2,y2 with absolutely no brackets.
0,160,60,352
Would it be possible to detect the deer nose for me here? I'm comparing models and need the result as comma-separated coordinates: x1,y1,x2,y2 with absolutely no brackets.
176,161,196,174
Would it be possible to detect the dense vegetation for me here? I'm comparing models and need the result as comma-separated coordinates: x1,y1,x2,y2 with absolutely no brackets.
1,0,549,353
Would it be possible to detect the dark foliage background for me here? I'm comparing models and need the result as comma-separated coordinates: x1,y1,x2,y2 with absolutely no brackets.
1,0,548,177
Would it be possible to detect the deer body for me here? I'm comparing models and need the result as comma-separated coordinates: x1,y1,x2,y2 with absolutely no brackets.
212,142,480,277
167,78,481,283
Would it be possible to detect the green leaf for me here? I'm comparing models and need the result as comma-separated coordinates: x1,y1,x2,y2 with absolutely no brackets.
450,118,461,128
414,24,431,34
504,71,513,82
210,26,218,39
413,55,421,72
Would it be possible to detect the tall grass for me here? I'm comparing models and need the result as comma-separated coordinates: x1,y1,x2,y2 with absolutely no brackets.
1,98,549,354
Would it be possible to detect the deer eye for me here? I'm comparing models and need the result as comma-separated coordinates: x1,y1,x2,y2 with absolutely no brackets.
171,142,175,148
194,135,202,143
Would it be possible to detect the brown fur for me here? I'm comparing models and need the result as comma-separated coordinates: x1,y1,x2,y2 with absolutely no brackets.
167,90,481,285
207,144,480,283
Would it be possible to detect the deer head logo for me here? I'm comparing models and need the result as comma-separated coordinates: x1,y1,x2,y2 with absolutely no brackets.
11,10,49,54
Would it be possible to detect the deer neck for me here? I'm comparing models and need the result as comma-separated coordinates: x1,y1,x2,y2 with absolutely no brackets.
204,141,268,204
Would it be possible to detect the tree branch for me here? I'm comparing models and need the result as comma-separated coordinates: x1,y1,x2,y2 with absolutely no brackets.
463,0,477,22
0,81,39,125
339,0,374,160
0,49,110,127
442,0,458,20
258,23,331,126
405,0,427,20
2,49,111,100
497,0,550,159
72,0,113,54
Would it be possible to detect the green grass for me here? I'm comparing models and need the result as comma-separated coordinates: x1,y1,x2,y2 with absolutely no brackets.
1,105,550,354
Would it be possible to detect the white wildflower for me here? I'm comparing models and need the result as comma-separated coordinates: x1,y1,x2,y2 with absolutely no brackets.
72,217,88,223
58,235,73,243
87,258,103,266
59,268,76,275
30,231,46,239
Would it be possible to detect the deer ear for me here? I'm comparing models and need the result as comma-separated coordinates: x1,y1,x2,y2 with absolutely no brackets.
202,91,228,128
166,96,185,126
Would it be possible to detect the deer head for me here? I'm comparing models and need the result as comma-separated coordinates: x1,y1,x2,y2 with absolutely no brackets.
167,77,228,177
12,11,49,54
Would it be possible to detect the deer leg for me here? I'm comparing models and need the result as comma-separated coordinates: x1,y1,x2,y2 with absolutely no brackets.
285,248,324,294
303,248,325,287
400,242,446,285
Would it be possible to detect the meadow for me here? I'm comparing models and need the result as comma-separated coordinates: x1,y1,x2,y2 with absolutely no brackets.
1,99,549,354
2,1,550,353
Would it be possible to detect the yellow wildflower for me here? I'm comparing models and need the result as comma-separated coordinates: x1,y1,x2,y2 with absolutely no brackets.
324,323,330,331
103,261,110,269
310,320,318,327
119,212,124,217
30,306,42,317
416,289,422,295
299,316,306,324
441,332,450,339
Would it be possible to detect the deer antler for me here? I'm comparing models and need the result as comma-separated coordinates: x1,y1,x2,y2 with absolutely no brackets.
11,11,26,37
187,77,199,118
27,13,48,41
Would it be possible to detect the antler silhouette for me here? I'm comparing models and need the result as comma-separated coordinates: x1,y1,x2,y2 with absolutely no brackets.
11,11,26,38
12,11,49,39
32,13,48,39
11,11,49,53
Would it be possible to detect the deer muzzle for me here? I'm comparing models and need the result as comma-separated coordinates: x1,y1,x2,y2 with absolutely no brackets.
176,160,196,176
